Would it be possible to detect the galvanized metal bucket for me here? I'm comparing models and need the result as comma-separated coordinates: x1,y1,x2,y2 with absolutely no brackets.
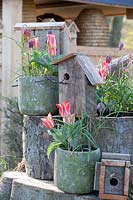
18,76,59,116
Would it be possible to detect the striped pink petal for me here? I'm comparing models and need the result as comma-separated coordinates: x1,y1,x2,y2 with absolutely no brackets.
40,113,54,129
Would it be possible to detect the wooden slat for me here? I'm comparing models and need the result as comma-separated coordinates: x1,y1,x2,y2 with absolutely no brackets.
77,46,133,57
109,54,129,70
126,161,131,167
77,54,104,85
99,193,128,200
124,166,130,195
102,159,126,167
52,53,76,64
99,165,105,195
93,162,101,191
102,152,130,161
23,0,36,22
14,22,66,30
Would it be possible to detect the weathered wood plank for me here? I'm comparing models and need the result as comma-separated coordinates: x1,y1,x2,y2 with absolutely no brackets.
77,46,133,58
77,54,104,85
58,57,86,115
99,165,105,195
99,193,128,200
102,152,130,161
93,162,101,191
102,159,126,167
124,166,130,195
14,22,66,30
1,0,22,155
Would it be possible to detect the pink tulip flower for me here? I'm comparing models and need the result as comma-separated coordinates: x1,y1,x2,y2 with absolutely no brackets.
33,37,39,48
40,113,54,129
47,34,56,56
56,100,70,117
56,100,75,124
98,61,109,80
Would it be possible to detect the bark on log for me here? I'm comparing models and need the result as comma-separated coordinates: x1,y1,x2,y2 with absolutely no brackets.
10,173,99,200
0,175,12,200
23,115,54,180
0,172,26,200
0,172,99,200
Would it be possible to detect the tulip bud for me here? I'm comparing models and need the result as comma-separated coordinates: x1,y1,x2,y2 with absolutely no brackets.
47,30,52,34
119,42,124,51
23,29,31,41
33,37,39,48
106,55,112,63
29,39,34,48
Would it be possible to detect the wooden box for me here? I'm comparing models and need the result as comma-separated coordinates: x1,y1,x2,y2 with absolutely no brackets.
14,21,79,55
14,22,69,55
94,152,131,200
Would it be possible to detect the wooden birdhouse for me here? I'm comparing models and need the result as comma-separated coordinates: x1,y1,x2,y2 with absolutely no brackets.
94,152,130,200
65,20,79,53
14,22,72,55
66,20,79,39
52,53,104,116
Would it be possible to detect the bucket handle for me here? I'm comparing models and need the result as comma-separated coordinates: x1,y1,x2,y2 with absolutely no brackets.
12,75,68,87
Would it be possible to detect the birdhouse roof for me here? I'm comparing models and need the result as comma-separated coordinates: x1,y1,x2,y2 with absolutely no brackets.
52,53,104,85
66,21,80,32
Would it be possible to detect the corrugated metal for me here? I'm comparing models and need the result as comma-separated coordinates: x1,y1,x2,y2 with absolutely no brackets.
23,0,36,22
65,0,133,8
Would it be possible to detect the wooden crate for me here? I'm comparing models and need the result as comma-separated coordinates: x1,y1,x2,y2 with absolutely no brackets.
99,159,130,200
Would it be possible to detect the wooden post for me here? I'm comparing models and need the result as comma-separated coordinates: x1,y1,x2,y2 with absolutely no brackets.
1,0,22,155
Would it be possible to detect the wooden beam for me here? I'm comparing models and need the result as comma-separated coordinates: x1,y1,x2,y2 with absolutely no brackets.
126,9,133,19
36,1,83,8
1,0,22,155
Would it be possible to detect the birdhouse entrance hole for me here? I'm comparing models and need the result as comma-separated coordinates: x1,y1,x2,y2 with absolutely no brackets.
110,177,118,186
64,73,70,80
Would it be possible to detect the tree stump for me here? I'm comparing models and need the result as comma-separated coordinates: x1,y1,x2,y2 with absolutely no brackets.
0,172,26,200
23,115,54,180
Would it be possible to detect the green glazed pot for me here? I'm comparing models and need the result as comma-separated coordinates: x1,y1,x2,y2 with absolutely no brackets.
54,148,100,194
18,76,58,115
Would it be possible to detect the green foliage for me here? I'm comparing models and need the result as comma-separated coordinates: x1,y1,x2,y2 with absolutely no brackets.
3,97,23,169
20,47,58,77
8,36,60,78
97,70,133,113
121,18,133,49
0,157,8,177
47,115,103,158
109,16,124,47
